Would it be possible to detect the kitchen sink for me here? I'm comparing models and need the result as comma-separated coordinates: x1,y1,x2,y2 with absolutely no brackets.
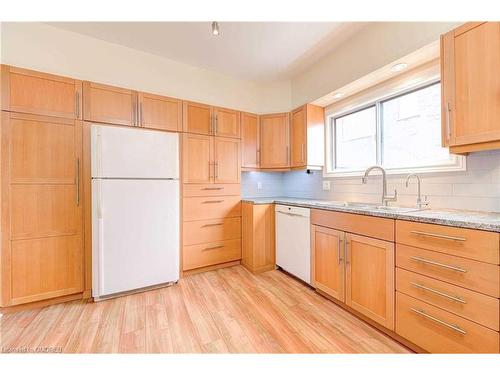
374,206,425,213
320,200,425,213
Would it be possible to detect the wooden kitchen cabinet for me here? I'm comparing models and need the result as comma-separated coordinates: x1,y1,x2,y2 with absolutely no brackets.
138,92,182,131
214,137,240,183
441,22,500,153
182,101,213,135
311,225,345,302
1,65,82,119
259,112,290,169
213,106,240,138
83,81,137,126
345,233,395,330
241,112,260,169
182,133,213,184
1,112,83,307
290,104,324,169
241,202,275,273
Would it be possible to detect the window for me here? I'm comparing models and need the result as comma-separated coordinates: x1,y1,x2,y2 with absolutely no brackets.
326,81,465,177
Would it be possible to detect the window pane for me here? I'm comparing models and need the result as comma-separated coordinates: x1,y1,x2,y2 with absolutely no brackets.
334,106,376,170
381,83,452,168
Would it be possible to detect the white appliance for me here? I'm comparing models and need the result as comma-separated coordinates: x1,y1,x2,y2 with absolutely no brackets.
275,205,311,284
91,124,179,300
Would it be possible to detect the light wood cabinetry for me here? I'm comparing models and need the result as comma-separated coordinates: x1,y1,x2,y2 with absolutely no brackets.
83,81,137,126
1,65,82,119
311,225,345,301
290,104,324,169
214,137,241,183
182,102,240,138
345,233,395,330
1,112,83,307
241,112,260,169
259,113,290,169
137,92,182,131
241,202,275,274
213,107,240,138
441,22,500,153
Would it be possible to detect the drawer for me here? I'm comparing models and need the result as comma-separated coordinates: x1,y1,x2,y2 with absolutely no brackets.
396,292,499,353
183,196,241,221
311,209,394,242
183,239,241,271
396,268,499,330
396,220,499,264
396,244,500,297
183,183,240,197
183,217,241,246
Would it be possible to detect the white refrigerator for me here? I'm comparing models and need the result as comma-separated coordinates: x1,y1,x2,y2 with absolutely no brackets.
91,124,179,300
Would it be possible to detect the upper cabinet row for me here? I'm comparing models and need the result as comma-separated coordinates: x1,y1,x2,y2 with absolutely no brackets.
241,104,324,171
441,22,500,154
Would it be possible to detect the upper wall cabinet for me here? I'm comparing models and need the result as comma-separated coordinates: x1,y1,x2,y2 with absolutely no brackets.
259,112,290,169
441,22,500,154
138,92,182,132
1,65,82,119
183,101,241,138
241,112,260,169
83,81,137,126
290,104,324,169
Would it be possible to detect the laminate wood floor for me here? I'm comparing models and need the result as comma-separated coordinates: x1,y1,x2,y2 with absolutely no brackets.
0,266,410,353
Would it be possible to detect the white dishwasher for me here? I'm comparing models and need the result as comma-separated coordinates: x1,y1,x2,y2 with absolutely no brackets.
275,205,311,284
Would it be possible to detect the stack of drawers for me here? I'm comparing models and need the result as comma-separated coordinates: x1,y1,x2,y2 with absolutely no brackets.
395,220,500,353
182,184,242,272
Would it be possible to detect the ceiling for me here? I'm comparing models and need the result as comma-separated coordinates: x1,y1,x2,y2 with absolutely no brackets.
47,22,366,82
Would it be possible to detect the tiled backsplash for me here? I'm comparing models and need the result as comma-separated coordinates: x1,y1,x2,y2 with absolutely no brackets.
242,150,500,212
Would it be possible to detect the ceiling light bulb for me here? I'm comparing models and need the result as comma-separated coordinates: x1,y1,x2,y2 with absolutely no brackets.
391,63,408,72
212,21,220,36
332,92,344,99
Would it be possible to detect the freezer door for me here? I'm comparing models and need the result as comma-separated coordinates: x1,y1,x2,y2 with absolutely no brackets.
92,179,179,298
91,124,179,178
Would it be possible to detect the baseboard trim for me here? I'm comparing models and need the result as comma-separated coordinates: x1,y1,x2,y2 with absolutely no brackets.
0,292,86,314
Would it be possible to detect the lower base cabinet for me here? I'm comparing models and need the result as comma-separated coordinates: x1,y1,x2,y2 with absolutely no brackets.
241,202,275,273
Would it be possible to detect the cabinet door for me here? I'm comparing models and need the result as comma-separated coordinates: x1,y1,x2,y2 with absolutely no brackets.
311,225,345,302
138,92,182,132
183,101,212,135
214,107,240,138
259,113,290,169
1,112,83,306
443,22,500,148
182,133,213,184
83,81,137,126
241,112,259,168
345,233,395,330
1,65,82,119
214,137,240,183
290,106,307,168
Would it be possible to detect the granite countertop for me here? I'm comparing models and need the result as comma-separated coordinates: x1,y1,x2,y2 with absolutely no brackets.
242,197,500,233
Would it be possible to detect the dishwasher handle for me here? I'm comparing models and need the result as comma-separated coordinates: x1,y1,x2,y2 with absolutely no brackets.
276,211,308,218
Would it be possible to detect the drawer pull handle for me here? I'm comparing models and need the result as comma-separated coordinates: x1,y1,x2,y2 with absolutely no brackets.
202,187,224,190
410,308,467,335
410,256,467,273
410,230,466,242
202,200,223,204
201,223,224,227
410,282,467,304
203,245,224,251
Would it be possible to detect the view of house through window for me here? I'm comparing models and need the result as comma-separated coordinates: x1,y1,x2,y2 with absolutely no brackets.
328,81,464,176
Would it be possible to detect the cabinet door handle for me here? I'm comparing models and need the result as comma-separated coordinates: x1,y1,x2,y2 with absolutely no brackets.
338,237,344,265
410,230,466,242
256,148,260,165
445,102,451,141
215,114,218,135
132,101,137,126
75,91,80,118
301,144,305,163
202,200,223,204
286,145,289,165
75,158,80,206
203,245,224,251
345,239,350,264
214,161,219,180
410,256,467,273
139,102,143,126
410,282,466,304
410,308,466,335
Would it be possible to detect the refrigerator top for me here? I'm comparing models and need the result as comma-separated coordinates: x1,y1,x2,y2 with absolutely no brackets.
91,124,179,179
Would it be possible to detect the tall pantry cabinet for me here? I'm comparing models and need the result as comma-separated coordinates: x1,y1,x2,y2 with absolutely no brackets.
0,65,85,307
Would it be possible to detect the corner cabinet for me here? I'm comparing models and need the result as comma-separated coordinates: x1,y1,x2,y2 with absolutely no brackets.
290,104,324,169
441,22,500,153
241,112,260,169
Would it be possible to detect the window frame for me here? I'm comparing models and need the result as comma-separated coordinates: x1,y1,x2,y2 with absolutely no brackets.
325,79,466,178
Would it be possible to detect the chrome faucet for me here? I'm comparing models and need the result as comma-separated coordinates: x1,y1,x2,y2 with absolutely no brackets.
362,166,397,206
405,173,429,209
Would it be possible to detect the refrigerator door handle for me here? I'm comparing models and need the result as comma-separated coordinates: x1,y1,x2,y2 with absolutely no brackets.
97,178,103,219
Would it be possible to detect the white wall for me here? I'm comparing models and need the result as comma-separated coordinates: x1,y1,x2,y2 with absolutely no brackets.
290,22,461,108
0,22,291,114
